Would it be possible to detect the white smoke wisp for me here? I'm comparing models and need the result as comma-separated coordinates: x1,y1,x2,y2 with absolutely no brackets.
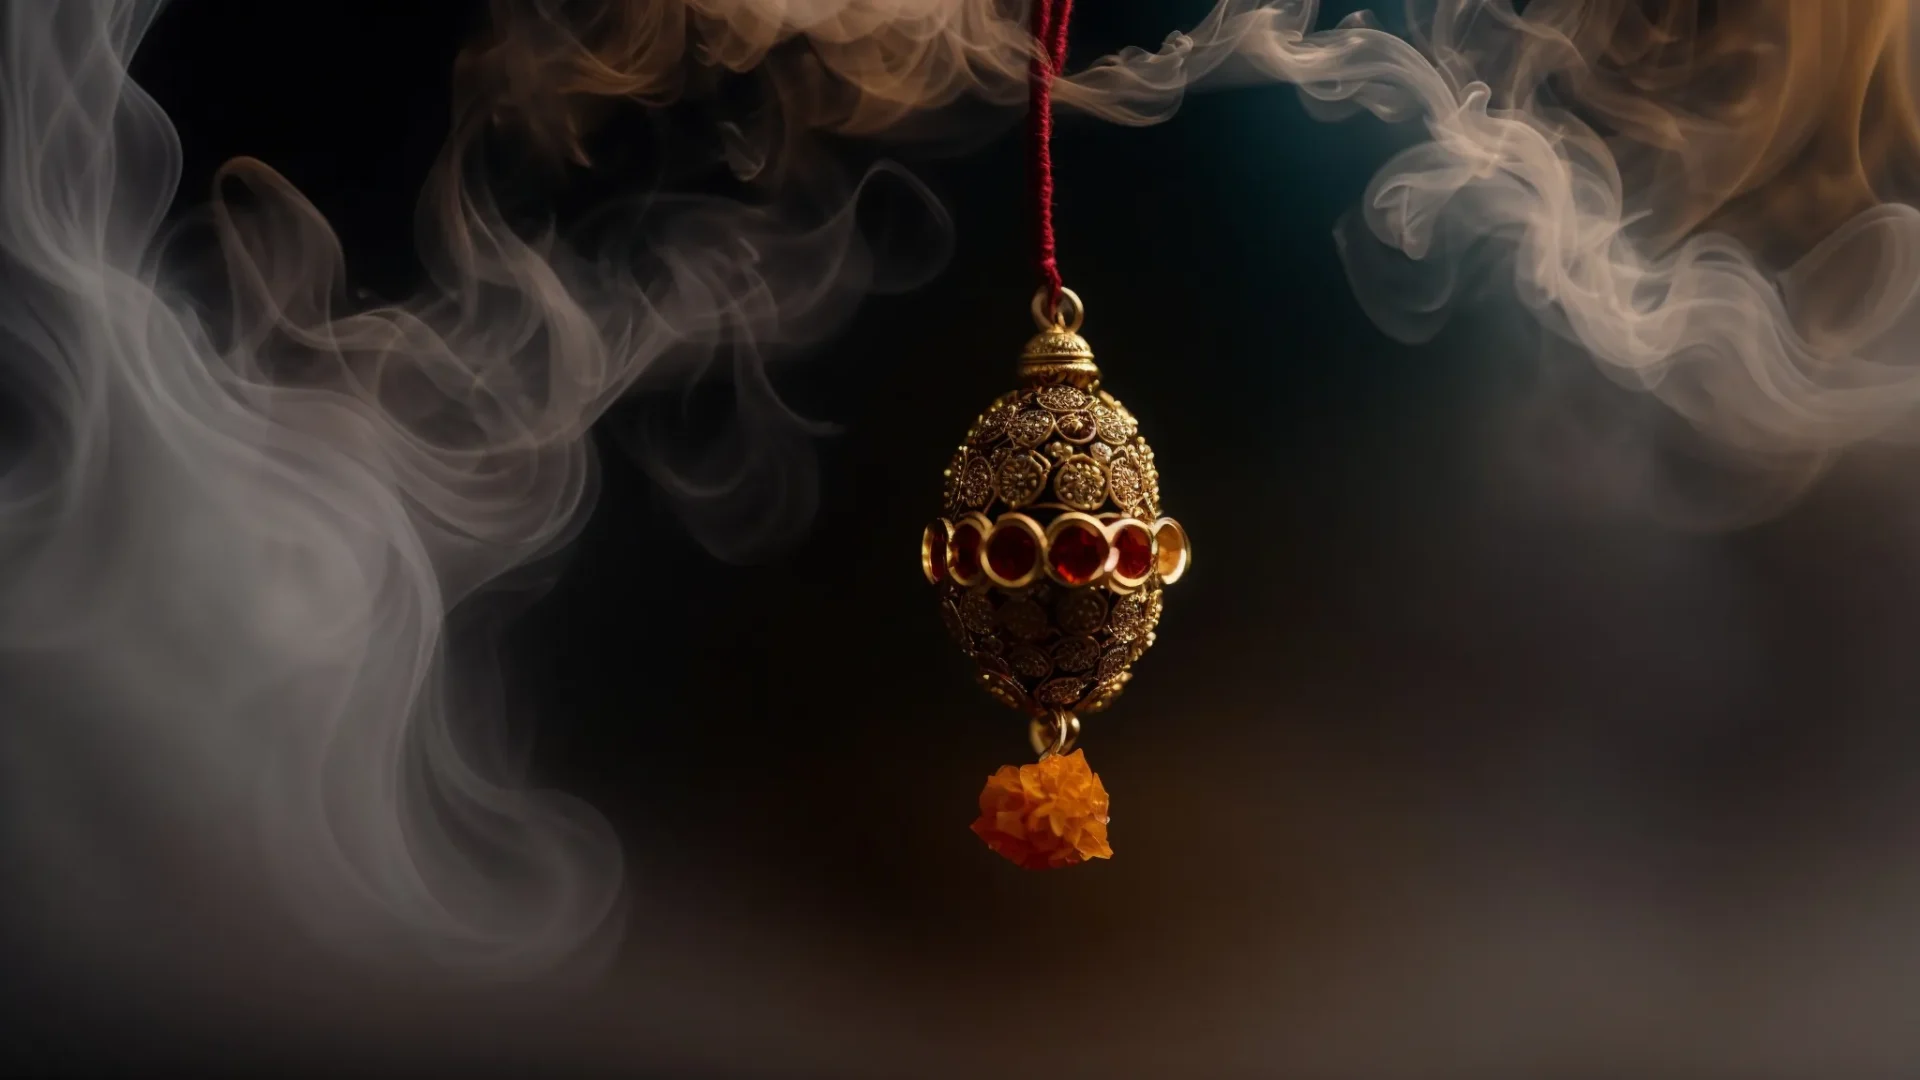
1197,1,1920,518
0,0,951,983
625,0,1920,509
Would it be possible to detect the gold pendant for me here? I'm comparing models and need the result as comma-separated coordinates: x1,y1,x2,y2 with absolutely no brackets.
923,288,1190,869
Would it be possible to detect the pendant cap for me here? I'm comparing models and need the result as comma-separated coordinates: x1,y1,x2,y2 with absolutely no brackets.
1019,286,1100,388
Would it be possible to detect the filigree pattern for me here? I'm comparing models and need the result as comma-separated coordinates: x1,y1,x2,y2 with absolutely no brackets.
970,407,1011,446
959,454,994,508
1056,587,1107,636
935,575,1166,716
1107,452,1145,512
1107,593,1148,642
1037,677,1089,706
960,594,997,635
1054,457,1107,511
1052,636,1099,673
942,446,967,516
995,452,1049,508
1009,410,1055,448
928,383,1177,718
1092,403,1135,445
1008,645,1053,680
1055,411,1098,443
1036,385,1092,412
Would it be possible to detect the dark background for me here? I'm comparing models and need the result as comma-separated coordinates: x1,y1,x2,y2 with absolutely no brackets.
17,0,1920,1075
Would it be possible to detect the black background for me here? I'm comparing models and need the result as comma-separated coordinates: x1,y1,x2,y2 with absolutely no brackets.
18,0,1920,1075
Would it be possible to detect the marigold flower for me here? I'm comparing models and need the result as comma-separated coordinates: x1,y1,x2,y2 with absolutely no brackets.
970,749,1112,869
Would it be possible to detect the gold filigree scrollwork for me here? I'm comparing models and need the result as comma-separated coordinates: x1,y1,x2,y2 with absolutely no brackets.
927,370,1185,720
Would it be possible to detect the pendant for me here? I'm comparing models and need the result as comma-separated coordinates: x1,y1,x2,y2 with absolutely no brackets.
923,288,1190,869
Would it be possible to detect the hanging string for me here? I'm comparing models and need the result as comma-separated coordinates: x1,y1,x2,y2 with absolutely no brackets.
1029,0,1074,320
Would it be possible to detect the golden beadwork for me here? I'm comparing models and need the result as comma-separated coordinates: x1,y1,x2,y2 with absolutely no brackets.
926,290,1187,727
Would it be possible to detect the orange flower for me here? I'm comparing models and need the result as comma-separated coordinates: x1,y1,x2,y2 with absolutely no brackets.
970,749,1112,869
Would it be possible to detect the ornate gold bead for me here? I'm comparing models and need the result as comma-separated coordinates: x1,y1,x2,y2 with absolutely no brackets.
922,289,1187,723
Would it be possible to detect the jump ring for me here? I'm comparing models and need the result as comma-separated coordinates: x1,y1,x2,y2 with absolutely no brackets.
1028,709,1081,758
1029,286,1085,334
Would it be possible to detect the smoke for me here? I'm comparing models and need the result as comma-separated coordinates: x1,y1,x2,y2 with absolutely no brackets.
0,0,955,984
501,0,1920,506
8,0,1920,1016
458,0,1234,158
1311,0,1920,520
1476,0,1920,259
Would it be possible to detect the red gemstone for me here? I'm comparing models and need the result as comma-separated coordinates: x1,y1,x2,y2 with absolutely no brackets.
952,522,982,580
987,525,1038,582
1114,522,1153,580
923,522,947,584
1048,523,1108,586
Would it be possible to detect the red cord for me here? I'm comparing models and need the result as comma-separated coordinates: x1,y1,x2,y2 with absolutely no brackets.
1029,0,1074,319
